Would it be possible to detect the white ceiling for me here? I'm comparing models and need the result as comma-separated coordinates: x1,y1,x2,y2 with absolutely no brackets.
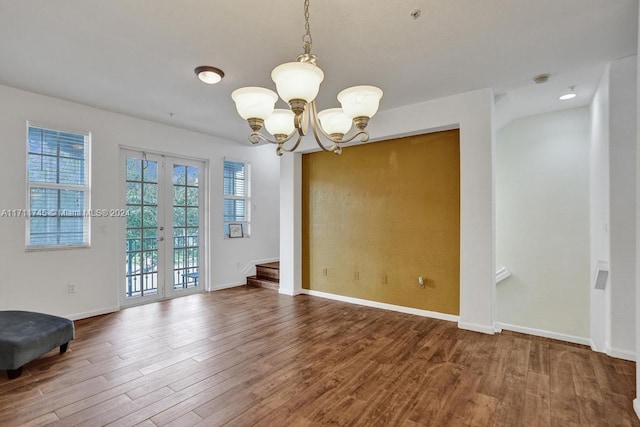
0,0,637,142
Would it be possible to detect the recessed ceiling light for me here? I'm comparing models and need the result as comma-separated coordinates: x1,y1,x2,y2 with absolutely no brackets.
559,85,576,100
195,66,225,84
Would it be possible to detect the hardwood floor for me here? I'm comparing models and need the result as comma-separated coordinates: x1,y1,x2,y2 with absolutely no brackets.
0,286,637,426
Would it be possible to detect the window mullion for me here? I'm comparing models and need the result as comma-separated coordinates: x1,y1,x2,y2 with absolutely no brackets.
29,182,88,191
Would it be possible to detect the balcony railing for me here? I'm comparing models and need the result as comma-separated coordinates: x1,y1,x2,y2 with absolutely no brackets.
125,236,199,298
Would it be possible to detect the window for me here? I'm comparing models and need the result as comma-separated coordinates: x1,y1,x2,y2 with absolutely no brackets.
26,123,90,249
223,159,250,237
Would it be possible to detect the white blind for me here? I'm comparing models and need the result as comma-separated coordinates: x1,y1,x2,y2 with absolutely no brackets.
223,159,249,237
27,124,90,248
223,160,246,197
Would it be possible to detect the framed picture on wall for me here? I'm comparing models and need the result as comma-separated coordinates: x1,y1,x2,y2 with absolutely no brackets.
229,223,244,238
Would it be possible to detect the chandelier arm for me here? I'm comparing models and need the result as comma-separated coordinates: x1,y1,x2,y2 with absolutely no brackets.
278,132,305,153
248,129,297,145
334,129,370,144
309,111,339,153
308,101,341,152
308,101,371,145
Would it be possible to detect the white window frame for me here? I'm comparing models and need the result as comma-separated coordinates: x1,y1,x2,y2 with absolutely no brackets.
223,157,251,238
25,121,91,250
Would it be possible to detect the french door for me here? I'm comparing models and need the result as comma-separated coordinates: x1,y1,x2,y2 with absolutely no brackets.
121,149,206,306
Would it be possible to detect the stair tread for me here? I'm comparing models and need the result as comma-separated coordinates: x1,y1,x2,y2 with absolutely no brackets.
256,262,280,270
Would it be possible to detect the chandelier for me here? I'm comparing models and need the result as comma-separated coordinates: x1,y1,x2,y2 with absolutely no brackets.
231,0,383,156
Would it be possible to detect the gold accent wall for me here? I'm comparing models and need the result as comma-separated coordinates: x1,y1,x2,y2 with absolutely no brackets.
302,130,461,315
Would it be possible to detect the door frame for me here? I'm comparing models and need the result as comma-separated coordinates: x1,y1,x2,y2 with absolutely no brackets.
118,146,210,308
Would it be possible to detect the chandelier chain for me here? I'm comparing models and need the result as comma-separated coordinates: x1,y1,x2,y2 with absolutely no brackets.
302,0,312,54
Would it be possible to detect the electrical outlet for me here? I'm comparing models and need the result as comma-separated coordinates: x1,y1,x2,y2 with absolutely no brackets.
354,272,359,280
418,276,425,287
323,268,328,276
68,283,77,294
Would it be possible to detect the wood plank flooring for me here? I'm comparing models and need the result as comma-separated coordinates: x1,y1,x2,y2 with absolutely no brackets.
0,286,637,426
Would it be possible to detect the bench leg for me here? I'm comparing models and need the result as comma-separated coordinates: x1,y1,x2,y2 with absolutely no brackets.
60,342,69,354
7,367,23,379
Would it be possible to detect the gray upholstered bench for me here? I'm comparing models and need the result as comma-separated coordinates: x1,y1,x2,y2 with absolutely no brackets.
0,311,74,379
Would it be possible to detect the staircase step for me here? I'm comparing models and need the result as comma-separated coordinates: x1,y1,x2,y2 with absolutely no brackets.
247,275,279,291
256,261,279,269
256,262,280,281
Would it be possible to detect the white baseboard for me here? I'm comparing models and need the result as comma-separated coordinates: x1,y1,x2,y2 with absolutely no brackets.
279,288,301,296
299,289,460,323
67,306,119,321
607,347,636,362
210,281,245,291
634,398,640,421
459,321,496,335
496,322,591,346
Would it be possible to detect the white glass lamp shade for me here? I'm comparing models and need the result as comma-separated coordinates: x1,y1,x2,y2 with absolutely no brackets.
231,87,278,120
271,62,325,103
337,85,383,119
265,109,295,136
318,108,352,135
199,71,222,84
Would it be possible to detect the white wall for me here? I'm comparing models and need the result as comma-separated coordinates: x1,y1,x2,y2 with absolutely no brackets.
636,5,640,413
609,56,638,359
0,84,280,319
279,153,301,297
591,65,612,352
496,108,590,342
590,55,637,361
280,88,497,334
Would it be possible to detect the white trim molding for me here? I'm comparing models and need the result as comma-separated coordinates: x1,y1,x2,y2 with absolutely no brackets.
634,399,640,420
607,347,636,362
459,322,497,335
300,289,460,323
496,322,591,347
280,89,497,332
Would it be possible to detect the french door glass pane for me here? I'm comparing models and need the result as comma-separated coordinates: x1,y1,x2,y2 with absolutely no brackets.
125,158,159,298
173,165,199,290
